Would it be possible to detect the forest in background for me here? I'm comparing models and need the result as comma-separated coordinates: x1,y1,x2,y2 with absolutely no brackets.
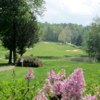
40,22,91,46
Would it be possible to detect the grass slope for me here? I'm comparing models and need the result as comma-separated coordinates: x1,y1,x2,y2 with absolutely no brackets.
24,42,87,57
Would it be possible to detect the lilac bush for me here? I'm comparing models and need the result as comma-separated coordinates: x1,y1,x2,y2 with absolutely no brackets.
62,68,85,100
34,68,98,100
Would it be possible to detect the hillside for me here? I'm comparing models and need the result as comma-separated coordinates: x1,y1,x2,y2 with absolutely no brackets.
24,42,87,58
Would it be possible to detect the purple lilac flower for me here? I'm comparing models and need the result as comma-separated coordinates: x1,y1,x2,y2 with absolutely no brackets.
26,69,34,80
53,81,63,96
82,94,97,100
62,68,85,100
48,69,55,83
34,91,48,100
48,69,66,83
43,79,54,94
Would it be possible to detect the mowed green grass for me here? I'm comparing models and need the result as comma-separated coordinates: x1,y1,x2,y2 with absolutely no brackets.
24,42,87,57
0,41,99,84
0,41,100,92
0,41,87,58
0,59,100,85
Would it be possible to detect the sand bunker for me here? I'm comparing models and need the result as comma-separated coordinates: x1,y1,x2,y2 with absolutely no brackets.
66,50,71,52
44,42,49,44
73,49,81,52
65,49,81,52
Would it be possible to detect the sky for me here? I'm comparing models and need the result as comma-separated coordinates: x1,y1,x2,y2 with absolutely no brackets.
37,0,100,26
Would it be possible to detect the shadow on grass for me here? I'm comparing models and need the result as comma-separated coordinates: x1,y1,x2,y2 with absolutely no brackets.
0,63,10,67
37,56,61,59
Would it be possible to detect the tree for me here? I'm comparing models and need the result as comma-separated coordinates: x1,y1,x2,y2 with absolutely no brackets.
75,34,83,46
0,0,45,64
40,23,89,46
86,22,100,62
58,26,72,43
17,16,39,56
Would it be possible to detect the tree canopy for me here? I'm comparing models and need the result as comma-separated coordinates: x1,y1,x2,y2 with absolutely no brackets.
0,0,45,64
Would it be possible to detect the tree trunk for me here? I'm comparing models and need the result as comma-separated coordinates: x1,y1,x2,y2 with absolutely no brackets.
8,49,12,64
13,20,17,64
13,50,16,64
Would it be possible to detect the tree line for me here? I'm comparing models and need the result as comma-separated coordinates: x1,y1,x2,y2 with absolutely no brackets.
40,22,91,46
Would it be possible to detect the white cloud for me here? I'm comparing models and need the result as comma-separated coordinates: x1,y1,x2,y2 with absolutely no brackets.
38,0,100,25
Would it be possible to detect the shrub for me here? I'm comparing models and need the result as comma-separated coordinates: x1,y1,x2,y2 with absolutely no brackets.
16,56,42,67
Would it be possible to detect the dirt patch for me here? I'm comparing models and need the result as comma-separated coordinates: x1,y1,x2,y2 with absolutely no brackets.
73,49,81,52
65,49,81,52
0,66,15,72
65,50,71,52
43,42,49,44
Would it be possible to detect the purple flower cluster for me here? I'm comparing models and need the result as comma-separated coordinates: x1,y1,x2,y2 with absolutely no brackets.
53,81,63,96
26,69,34,80
48,69,66,83
33,68,98,100
43,79,54,94
34,91,48,100
82,94,97,100
62,68,85,100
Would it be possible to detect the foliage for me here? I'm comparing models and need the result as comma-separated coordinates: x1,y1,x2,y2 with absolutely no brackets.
0,0,45,64
5,53,9,59
5,53,19,60
0,69,42,100
40,23,91,46
58,26,72,43
16,16,39,56
16,56,42,67
85,20,100,62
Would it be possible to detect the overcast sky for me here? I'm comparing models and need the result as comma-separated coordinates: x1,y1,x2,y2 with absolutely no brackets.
37,0,100,26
